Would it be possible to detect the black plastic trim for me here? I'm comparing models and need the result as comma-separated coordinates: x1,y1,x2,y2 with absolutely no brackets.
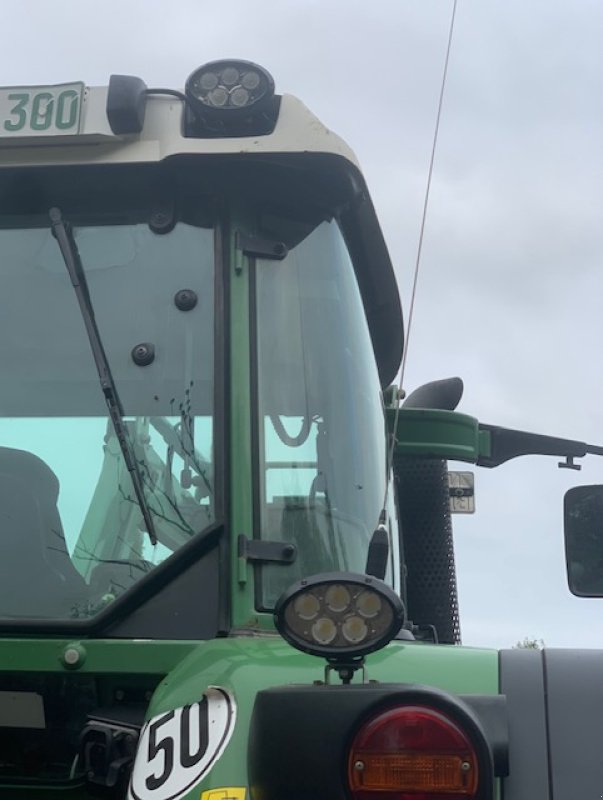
183,95,281,139
248,683,498,800
238,534,296,564
478,424,593,468
462,694,508,777
107,75,148,135
338,184,403,387
248,252,264,611
236,231,288,260
215,210,231,635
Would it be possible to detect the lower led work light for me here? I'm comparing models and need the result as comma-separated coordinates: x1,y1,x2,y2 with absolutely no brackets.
274,573,405,683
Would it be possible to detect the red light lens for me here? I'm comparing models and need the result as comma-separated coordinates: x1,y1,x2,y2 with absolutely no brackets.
348,705,479,800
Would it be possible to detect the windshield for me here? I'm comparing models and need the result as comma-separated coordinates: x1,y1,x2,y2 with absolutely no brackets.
255,219,392,607
0,208,216,621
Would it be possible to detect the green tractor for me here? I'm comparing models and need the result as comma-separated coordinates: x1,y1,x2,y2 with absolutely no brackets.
0,60,601,800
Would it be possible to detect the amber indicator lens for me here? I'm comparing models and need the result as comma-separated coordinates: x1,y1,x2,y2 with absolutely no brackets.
348,705,479,799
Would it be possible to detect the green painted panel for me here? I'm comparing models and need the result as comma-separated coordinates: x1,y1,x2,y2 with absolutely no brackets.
389,408,490,462
0,638,196,673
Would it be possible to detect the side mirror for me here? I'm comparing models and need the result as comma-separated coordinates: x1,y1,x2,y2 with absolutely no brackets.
564,485,603,596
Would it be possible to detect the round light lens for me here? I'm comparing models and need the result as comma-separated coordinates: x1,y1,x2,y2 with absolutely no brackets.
325,584,351,613
293,592,320,621
208,87,228,107
275,572,406,660
221,66,240,86
348,706,479,796
242,71,261,90
199,72,218,91
342,615,368,644
356,590,382,619
185,61,275,125
230,87,250,107
312,617,337,645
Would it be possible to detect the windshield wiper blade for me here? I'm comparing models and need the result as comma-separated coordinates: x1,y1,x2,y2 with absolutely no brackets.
49,207,158,546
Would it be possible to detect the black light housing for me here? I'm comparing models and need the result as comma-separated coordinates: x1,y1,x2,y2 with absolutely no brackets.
274,572,405,661
106,75,148,135
184,59,279,137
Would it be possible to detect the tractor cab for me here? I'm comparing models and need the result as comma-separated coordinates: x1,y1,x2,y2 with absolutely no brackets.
0,61,410,796
6,59,602,800
0,61,403,639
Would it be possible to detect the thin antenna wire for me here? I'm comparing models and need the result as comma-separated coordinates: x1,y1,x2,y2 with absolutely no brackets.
383,0,459,511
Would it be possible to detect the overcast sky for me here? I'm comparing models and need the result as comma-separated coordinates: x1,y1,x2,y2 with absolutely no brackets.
5,0,603,648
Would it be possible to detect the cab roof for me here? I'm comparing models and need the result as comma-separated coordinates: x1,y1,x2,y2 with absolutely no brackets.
0,85,403,385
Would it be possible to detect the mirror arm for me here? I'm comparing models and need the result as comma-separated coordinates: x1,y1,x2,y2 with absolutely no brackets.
477,423,603,469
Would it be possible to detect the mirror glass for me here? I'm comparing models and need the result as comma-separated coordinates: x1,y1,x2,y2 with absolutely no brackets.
565,485,603,596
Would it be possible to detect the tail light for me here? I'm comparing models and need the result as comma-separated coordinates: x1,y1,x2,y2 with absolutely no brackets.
348,705,480,800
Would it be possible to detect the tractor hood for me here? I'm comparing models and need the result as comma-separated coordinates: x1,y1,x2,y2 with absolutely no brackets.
135,637,498,797
4,637,603,799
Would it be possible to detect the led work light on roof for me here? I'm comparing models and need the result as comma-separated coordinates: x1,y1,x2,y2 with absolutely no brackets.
184,59,278,137
274,572,405,684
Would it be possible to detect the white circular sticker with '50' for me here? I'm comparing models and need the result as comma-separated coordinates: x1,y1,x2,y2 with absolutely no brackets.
129,687,236,800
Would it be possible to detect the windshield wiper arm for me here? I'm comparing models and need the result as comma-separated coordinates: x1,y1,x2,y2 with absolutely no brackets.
49,207,158,546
